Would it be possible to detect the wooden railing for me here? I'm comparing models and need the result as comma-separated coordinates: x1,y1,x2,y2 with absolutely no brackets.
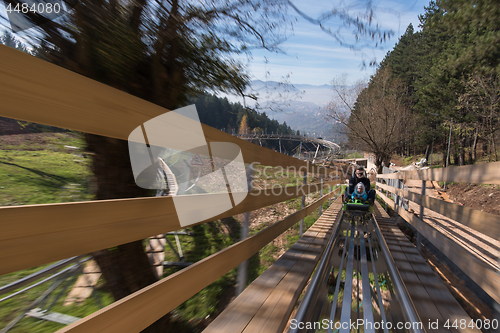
0,44,341,332
376,162,500,304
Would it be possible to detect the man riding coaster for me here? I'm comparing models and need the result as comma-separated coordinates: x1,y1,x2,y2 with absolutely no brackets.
344,166,375,205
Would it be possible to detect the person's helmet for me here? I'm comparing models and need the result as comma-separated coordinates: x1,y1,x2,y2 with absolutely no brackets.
356,182,365,194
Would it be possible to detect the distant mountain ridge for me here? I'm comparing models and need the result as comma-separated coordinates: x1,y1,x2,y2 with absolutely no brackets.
221,80,345,142
222,80,335,106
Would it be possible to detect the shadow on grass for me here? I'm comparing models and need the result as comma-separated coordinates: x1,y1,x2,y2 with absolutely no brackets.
0,161,70,183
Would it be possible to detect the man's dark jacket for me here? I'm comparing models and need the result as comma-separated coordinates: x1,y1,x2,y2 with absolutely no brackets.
347,175,371,196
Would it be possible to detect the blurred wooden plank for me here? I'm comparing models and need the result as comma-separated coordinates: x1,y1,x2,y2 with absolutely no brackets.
27,308,80,325
376,194,500,305
64,260,101,306
55,193,335,333
202,256,298,333
0,45,336,176
376,182,500,241
146,235,166,279
376,162,500,185
204,201,343,333
375,210,479,333
0,182,340,275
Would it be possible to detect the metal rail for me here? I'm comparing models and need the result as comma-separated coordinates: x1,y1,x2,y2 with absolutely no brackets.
0,256,82,296
288,209,424,333
372,215,423,332
289,210,344,329
0,260,86,304
233,133,341,155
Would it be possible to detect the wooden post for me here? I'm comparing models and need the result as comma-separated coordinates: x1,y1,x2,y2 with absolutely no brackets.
417,180,426,252
236,164,254,295
329,175,333,206
319,174,324,216
394,179,400,224
299,171,307,236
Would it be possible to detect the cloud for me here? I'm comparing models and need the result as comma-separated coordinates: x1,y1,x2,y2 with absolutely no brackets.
247,61,371,85
243,0,429,85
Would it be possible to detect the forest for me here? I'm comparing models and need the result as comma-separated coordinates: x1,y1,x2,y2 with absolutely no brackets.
192,93,298,153
328,0,500,171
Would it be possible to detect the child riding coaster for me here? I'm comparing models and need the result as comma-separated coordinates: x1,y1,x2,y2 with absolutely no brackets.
351,182,368,202
344,165,375,205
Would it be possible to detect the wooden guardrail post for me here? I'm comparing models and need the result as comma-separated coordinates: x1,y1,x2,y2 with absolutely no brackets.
299,171,307,236
384,185,388,211
319,175,324,216
380,177,388,212
416,180,425,252
236,164,254,296
329,175,333,206
394,180,400,224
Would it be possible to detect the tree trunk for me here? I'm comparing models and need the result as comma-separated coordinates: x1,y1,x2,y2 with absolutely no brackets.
493,133,498,161
383,155,391,172
467,134,472,164
424,144,430,162
85,134,170,331
375,155,383,174
92,242,157,301
472,128,478,161
458,136,465,166
375,152,391,174
442,138,447,167
453,149,459,166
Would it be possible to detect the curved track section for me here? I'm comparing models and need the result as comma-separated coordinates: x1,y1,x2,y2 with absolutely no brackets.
234,134,341,162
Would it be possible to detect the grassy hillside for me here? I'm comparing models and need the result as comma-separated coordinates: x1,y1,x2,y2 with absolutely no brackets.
0,133,93,206
0,132,105,332
0,133,331,332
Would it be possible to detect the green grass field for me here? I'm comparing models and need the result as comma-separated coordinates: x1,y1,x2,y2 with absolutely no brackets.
0,132,333,332
0,133,93,206
0,132,109,332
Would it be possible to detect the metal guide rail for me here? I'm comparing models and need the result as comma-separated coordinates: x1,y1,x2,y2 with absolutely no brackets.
289,204,424,333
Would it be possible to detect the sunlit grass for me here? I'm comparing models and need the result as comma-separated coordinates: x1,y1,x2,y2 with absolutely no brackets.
0,132,104,333
0,134,92,206
0,134,334,331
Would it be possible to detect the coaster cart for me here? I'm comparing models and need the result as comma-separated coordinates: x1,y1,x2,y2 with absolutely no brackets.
341,194,374,224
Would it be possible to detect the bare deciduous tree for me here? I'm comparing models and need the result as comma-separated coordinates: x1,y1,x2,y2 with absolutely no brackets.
327,68,411,172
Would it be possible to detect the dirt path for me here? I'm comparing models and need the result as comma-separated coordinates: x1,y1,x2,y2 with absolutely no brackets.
447,183,500,216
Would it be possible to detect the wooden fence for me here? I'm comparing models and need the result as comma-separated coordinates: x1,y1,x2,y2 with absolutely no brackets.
0,44,341,332
376,162,500,304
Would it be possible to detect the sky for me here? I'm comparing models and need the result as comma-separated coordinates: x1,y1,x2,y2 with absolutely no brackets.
241,0,430,86
0,0,430,86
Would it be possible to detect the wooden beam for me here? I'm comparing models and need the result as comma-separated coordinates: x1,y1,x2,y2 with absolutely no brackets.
55,192,335,333
0,45,336,176
376,208,479,333
204,202,343,333
0,181,341,275
377,193,500,305
376,162,500,185
376,182,500,240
